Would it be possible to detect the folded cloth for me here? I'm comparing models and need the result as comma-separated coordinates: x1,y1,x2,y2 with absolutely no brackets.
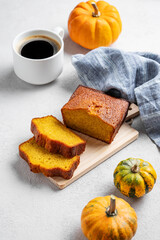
72,47,160,147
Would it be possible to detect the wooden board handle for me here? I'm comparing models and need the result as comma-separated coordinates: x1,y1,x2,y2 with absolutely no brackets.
125,103,139,122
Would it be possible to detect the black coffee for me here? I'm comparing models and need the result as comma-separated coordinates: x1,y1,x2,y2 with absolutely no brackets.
21,37,60,59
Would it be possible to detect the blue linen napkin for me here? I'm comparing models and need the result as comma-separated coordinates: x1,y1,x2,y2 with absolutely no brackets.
72,47,160,147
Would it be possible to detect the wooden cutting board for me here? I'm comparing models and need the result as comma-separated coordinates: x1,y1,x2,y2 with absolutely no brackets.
126,103,139,121
49,104,139,189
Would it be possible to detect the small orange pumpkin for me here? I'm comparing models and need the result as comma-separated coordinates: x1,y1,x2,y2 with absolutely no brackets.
81,195,137,240
68,0,122,49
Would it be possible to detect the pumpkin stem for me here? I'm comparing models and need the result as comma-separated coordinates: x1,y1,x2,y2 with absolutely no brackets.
131,164,140,173
106,195,117,217
91,2,100,17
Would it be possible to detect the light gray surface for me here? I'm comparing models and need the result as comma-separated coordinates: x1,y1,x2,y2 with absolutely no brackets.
0,0,160,239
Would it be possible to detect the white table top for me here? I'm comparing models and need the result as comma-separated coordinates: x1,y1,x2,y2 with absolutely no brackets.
1,0,160,239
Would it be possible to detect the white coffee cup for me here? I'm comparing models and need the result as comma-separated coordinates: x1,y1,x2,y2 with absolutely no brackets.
12,27,64,85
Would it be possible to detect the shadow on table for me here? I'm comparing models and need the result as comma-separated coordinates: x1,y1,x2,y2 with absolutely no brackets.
70,227,86,240
12,154,59,191
0,68,58,93
59,70,82,94
58,34,89,95
64,34,89,56
104,182,146,210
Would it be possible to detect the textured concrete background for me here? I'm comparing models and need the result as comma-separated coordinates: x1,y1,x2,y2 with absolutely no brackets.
0,0,160,239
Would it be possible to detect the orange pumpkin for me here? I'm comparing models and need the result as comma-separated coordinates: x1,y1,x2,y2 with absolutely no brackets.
68,0,122,49
81,195,137,240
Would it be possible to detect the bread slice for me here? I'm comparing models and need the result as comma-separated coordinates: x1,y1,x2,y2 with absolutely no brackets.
61,85,129,143
31,115,86,158
19,137,80,179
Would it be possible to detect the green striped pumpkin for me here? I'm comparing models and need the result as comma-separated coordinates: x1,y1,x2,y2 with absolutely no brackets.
114,158,157,198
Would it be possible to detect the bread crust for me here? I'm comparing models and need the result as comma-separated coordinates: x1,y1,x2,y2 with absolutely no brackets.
31,116,86,158
19,139,80,179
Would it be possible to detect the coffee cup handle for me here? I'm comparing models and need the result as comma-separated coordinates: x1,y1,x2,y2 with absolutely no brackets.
53,27,64,39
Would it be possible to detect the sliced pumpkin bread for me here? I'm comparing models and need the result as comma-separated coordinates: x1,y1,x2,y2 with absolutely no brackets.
31,115,86,158
19,137,80,179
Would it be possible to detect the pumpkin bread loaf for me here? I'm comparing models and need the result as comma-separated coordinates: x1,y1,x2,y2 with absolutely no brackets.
61,85,129,143
19,137,80,179
31,115,86,158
